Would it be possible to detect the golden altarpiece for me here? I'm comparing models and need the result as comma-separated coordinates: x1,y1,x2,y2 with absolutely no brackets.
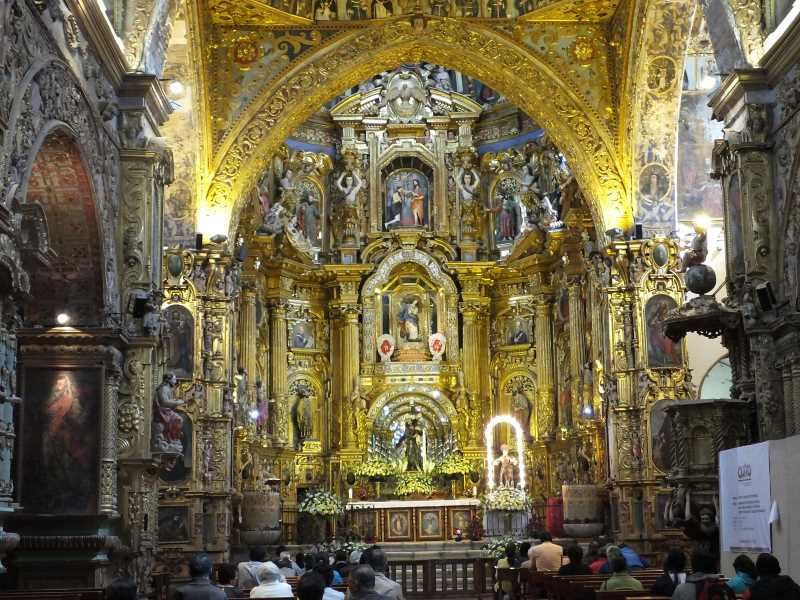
148,66,704,566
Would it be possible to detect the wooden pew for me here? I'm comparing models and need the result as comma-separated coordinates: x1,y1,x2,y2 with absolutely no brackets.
0,590,103,600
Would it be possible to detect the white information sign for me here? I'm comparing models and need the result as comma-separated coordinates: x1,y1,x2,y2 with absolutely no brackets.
719,441,772,553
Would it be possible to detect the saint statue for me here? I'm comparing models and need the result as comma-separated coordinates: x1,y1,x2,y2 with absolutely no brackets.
398,297,420,342
351,377,369,448
455,167,480,205
493,443,518,488
294,385,314,446
396,418,424,471
410,179,425,225
512,385,531,437
153,373,185,454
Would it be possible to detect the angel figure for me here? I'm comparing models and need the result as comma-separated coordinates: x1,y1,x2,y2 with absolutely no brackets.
336,171,364,205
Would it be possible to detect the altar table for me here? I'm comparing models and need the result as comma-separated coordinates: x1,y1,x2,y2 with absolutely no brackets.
346,499,480,542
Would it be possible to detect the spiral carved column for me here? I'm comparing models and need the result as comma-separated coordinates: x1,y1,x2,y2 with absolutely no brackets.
269,300,289,445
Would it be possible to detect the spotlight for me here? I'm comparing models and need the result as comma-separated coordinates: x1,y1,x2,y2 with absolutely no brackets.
582,405,594,417
168,80,185,96
699,75,717,90
693,213,712,232
248,408,260,420
56,313,71,325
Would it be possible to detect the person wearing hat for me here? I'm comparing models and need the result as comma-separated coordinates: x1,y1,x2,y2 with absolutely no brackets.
250,562,293,598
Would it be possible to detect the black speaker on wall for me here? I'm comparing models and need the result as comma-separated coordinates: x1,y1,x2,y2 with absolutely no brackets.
756,283,777,311
633,223,644,239
195,233,203,251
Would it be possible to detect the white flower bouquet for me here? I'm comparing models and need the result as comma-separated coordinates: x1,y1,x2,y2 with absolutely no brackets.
298,489,344,516
481,536,518,559
394,471,435,496
352,458,396,479
435,453,473,476
480,487,530,512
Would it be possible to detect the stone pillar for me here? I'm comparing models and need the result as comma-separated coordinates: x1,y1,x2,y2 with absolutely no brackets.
751,332,785,440
269,300,289,445
99,368,122,515
534,296,556,439
792,354,800,437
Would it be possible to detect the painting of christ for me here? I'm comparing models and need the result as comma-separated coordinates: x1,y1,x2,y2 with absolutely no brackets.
22,367,101,514
385,169,429,229
645,295,683,368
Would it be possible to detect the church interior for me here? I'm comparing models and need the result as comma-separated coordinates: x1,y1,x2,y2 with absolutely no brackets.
1,0,800,596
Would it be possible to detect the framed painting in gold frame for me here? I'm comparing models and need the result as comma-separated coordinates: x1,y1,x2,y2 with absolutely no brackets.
417,508,444,540
386,508,412,541
448,507,472,535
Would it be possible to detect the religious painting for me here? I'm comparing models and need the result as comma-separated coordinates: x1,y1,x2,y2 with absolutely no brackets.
158,506,190,543
418,508,444,540
164,305,194,380
386,509,412,541
290,321,315,349
650,399,673,473
397,295,422,344
677,92,724,219
505,317,530,345
161,417,193,483
346,0,368,18
449,508,472,534
21,367,101,514
637,163,674,230
295,179,322,247
646,56,677,94
385,169,429,229
645,295,683,368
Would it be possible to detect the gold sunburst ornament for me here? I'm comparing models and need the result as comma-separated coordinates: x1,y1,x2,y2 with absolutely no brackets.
570,36,595,66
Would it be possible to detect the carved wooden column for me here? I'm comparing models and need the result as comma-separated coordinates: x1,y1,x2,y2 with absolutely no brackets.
567,278,586,427
534,295,556,439
336,304,361,449
99,366,122,515
751,332,785,440
240,285,258,407
269,300,289,445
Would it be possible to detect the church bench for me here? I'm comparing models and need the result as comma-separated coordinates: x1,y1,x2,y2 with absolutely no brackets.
0,590,103,600
595,593,669,600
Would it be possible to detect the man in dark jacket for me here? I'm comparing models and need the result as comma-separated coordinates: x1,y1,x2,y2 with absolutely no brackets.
350,565,392,600
175,554,227,600
749,554,800,600
672,550,731,600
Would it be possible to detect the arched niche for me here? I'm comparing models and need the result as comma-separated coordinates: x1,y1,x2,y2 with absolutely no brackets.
206,20,630,242
367,383,458,465
361,248,459,362
22,131,105,326
485,414,526,490
381,154,436,231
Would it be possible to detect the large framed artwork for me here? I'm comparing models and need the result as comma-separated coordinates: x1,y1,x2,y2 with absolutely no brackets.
21,367,102,514
418,508,444,540
158,506,191,543
164,305,194,379
385,508,412,541
384,169,430,229
645,295,683,368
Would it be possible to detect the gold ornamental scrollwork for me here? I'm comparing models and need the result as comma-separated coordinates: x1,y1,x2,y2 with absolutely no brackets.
198,18,631,239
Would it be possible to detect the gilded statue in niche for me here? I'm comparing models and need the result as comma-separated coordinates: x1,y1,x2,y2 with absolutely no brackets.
488,179,522,243
397,295,422,343
153,373,186,455
164,305,194,380
396,418,424,471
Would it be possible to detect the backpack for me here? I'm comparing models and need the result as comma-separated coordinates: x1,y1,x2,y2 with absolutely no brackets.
695,579,736,600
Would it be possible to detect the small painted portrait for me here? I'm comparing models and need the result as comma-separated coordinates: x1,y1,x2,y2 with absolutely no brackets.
645,295,683,368
313,0,337,19
646,57,677,93
158,506,190,542
22,368,101,514
506,318,530,345
164,305,194,380
386,509,411,540
637,163,674,229
291,321,315,349
418,509,443,539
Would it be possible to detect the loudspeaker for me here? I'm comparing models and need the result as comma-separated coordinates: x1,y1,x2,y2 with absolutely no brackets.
634,223,644,239
131,293,150,317
756,283,777,311
195,233,203,251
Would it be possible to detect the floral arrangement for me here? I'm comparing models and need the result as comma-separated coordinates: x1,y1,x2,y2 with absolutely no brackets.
481,536,518,559
352,458,396,479
480,487,530,512
298,489,344,516
435,453,474,476
394,471,435,497
318,539,370,555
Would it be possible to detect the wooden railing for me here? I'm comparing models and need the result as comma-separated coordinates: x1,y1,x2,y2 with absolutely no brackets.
388,557,496,597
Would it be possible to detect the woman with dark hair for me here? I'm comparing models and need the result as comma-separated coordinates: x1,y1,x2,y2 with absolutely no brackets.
559,545,591,576
494,542,518,597
650,548,687,595
728,554,757,594
314,563,344,600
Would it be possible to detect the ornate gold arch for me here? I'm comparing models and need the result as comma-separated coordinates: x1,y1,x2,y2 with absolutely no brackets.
197,18,632,240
